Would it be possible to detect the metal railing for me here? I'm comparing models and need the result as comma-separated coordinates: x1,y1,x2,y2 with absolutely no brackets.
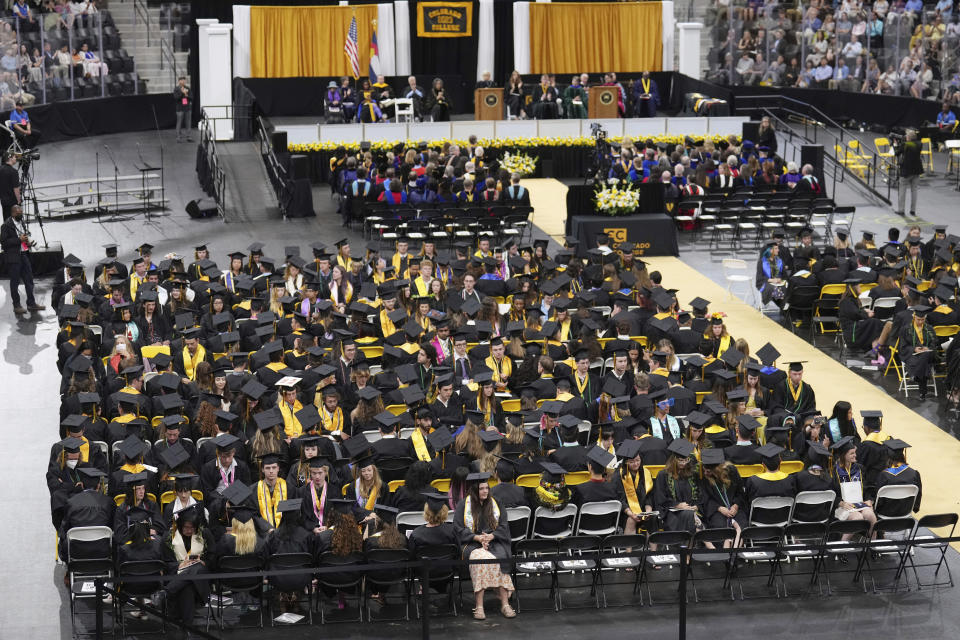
734,94,894,204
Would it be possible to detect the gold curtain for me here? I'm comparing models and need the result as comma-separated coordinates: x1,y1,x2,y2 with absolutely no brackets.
529,2,663,74
250,5,380,78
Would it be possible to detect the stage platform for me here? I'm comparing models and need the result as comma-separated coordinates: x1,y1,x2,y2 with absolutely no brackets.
271,116,750,147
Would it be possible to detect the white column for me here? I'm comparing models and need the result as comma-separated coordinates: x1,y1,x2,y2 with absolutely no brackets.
394,1,412,76
661,1,675,72
677,22,704,80
202,23,234,140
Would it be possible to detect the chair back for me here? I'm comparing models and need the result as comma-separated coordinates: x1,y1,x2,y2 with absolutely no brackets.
532,504,578,539
506,505,532,542
749,496,794,526
117,560,165,598
791,490,836,524
875,484,919,519
574,500,621,536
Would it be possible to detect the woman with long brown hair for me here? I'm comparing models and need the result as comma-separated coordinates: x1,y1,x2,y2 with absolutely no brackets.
700,449,747,546
453,474,515,620
652,439,703,534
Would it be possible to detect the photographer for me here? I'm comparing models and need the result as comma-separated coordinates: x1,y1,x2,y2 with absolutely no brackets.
896,131,923,216
0,151,20,221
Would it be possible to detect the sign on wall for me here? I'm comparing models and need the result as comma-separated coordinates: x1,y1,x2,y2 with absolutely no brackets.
416,1,472,38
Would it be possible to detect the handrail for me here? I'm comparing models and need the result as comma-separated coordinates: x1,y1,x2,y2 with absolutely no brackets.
132,0,152,47
734,96,893,206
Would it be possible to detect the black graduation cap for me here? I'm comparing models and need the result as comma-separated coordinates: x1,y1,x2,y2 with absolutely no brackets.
755,443,785,460
616,439,643,460
737,415,761,432
118,435,146,460
700,448,726,466
427,426,454,451
586,445,615,469
254,409,282,431
61,414,89,433
667,439,695,458
860,409,882,429
884,438,910,452
159,443,190,469
755,343,780,366
213,433,240,451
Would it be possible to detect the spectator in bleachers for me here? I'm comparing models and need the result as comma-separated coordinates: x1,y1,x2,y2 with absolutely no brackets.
78,42,106,78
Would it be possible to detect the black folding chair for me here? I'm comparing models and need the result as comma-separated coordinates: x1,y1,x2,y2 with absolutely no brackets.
641,530,691,605
597,533,645,607
512,539,559,612
363,548,412,621
912,513,958,590
267,552,314,626
687,528,737,602
555,536,602,610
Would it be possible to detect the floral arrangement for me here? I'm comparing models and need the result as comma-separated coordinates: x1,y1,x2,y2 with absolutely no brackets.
287,134,736,153
500,150,538,176
594,183,639,216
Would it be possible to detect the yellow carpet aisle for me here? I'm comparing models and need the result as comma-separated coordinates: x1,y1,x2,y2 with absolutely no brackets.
523,177,960,530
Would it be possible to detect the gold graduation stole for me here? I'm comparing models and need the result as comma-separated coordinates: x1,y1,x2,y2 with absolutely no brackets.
182,344,207,380
258,479,287,526
356,479,378,511
279,400,304,438
411,428,432,462
622,470,644,514
321,406,343,432
756,470,788,481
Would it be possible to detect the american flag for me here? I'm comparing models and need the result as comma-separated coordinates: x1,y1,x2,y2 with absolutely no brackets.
344,15,360,80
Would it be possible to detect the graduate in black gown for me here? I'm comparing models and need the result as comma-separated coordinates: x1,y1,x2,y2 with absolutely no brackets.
652,439,703,534
743,443,797,524
700,448,748,540
873,439,922,515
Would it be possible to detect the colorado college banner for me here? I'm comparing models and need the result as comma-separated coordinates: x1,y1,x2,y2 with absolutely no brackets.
416,1,472,38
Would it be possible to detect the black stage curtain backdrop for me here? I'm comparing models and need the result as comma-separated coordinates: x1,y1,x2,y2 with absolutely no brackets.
409,0,478,113
14,94,175,143
491,0,514,85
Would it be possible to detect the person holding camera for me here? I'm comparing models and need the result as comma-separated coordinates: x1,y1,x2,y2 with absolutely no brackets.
896,131,923,216
1,203,44,315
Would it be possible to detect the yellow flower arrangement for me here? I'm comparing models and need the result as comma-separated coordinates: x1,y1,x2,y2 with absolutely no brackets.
287,134,736,153
594,183,640,216
501,151,538,177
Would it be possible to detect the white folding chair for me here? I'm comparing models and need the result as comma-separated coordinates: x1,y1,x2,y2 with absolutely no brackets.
874,484,920,521
393,98,414,122
722,258,758,307
790,490,836,524
748,496,794,527
532,504,578,539
574,500,622,536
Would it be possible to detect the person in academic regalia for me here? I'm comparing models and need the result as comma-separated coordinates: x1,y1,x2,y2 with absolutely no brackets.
652,439,703,534
897,305,938,399
453,473,515,620
743,443,797,524
57,467,115,561
631,71,660,118
768,361,817,419
830,436,877,534
873,439,922,514
158,504,214,627
700,449,748,542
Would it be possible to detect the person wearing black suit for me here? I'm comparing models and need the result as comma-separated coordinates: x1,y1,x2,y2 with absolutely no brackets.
1,203,44,315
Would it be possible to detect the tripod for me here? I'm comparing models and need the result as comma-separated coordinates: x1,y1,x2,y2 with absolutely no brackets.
19,156,48,249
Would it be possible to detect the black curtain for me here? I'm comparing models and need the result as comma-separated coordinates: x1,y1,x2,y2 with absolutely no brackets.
408,0,478,113
492,0,514,85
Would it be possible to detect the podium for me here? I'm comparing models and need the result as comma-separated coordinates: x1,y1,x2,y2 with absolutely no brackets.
588,86,619,119
475,87,503,120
